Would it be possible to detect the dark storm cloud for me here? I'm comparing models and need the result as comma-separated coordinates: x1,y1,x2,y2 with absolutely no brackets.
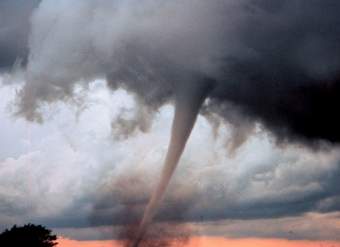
207,0,340,145
0,0,39,71
11,0,340,147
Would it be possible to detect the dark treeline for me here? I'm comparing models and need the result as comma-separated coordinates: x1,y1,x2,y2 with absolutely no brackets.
0,224,57,247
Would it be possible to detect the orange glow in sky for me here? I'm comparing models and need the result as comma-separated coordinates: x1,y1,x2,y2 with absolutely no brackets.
58,237,340,247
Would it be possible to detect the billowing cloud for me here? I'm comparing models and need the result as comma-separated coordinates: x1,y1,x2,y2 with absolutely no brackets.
1,78,340,240
90,125,340,226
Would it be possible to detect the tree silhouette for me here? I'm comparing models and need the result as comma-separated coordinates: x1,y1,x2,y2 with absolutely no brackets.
0,224,57,247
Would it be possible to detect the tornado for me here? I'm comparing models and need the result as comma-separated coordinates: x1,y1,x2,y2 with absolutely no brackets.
129,80,213,247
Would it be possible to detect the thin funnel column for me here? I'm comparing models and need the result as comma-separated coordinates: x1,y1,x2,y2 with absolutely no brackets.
130,81,213,247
